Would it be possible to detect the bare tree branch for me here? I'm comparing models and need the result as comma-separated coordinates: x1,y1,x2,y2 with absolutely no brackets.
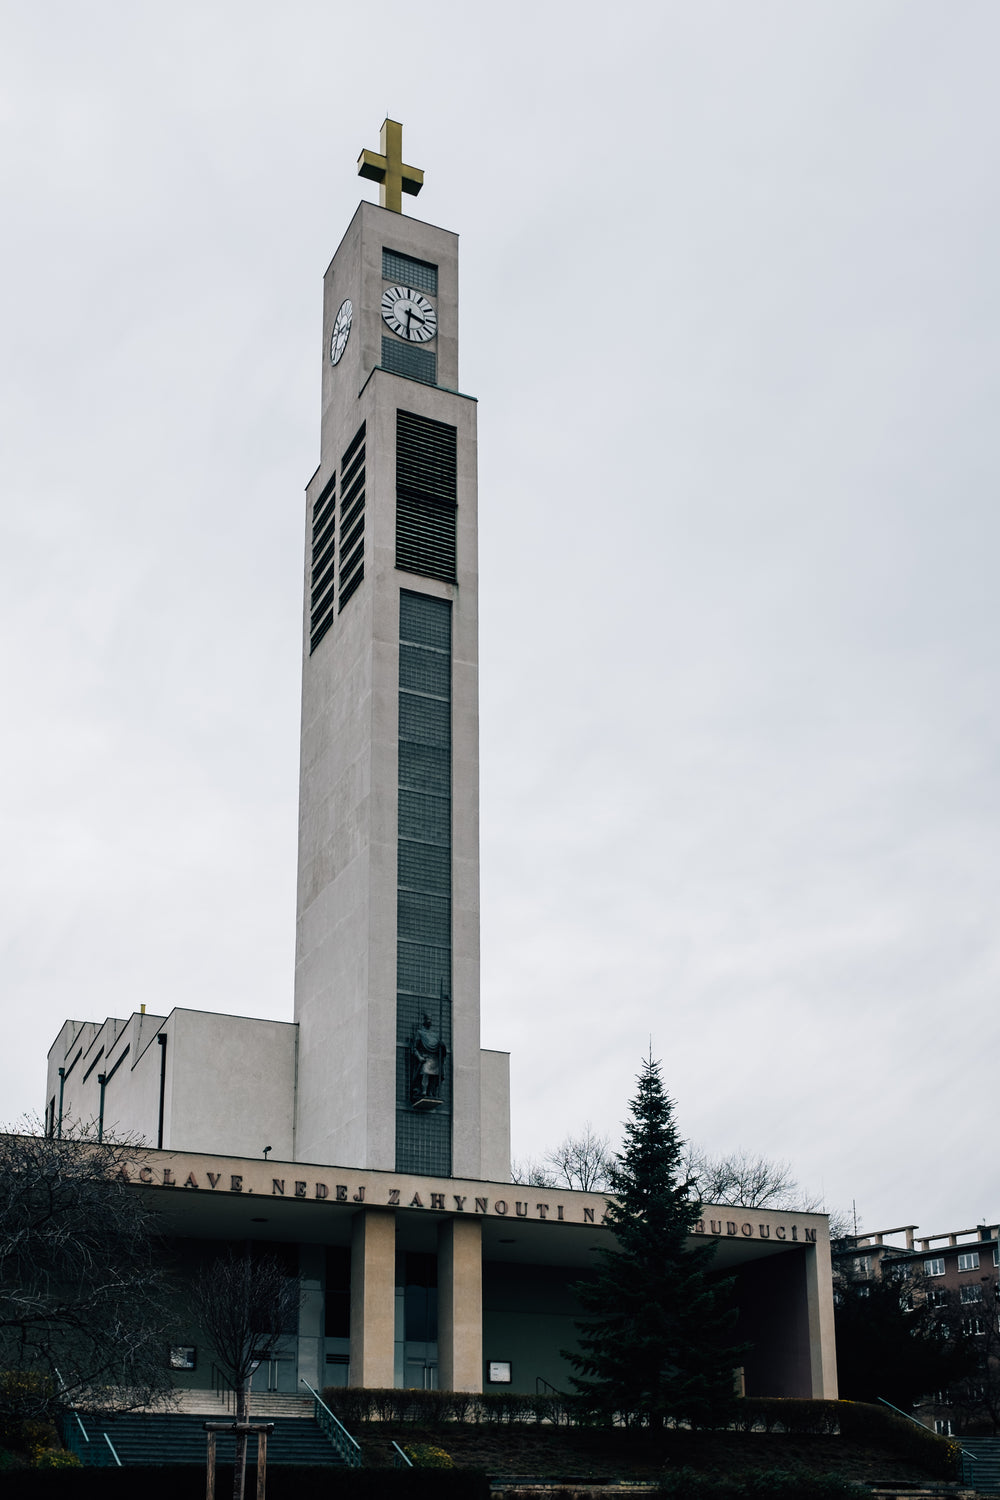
0,1120,177,1422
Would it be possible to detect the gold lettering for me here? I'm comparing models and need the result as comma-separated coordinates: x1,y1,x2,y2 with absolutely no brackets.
430,1193,445,1210
775,1225,786,1240
207,1172,221,1189
162,1168,176,1186
475,1197,489,1214
536,1204,549,1219
315,1183,328,1199
272,1179,285,1196
758,1224,770,1239
230,1175,243,1193
727,1222,737,1236
741,1223,753,1237
184,1172,199,1189
388,1188,400,1206
515,1201,528,1217
494,1200,508,1215
710,1219,721,1235
353,1186,366,1202
804,1227,816,1243
409,1193,424,1208
583,1207,595,1224
453,1195,466,1211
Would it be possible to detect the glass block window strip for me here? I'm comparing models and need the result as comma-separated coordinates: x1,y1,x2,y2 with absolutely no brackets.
382,336,436,386
309,470,337,653
396,590,452,1175
338,422,365,613
382,248,438,295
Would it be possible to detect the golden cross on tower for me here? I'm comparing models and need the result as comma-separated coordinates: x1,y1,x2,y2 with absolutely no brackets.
357,118,424,214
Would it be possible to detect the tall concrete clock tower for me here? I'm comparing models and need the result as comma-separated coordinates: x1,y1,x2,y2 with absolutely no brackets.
293,121,509,1182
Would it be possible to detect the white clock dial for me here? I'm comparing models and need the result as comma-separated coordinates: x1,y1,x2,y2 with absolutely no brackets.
381,285,437,343
330,298,353,365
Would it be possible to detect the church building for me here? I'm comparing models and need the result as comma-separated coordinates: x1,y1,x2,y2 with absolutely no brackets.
44,121,838,1403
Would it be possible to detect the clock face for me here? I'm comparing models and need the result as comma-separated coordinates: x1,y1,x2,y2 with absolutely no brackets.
381,285,437,343
330,299,353,365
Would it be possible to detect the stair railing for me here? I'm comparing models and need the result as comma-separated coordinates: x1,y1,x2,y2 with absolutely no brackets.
877,1396,978,1486
391,1440,414,1468
299,1378,362,1468
102,1432,122,1467
210,1363,236,1412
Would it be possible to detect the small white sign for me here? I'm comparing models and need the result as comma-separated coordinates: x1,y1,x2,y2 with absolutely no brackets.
488,1360,512,1384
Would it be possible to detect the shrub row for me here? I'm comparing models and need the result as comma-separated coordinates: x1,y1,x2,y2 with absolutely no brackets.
322,1387,575,1426
322,1389,843,1434
838,1400,960,1480
0,1463,491,1500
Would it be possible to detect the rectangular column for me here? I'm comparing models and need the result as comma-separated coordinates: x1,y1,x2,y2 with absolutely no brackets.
349,1209,396,1388
297,1243,325,1393
804,1233,839,1398
437,1217,482,1392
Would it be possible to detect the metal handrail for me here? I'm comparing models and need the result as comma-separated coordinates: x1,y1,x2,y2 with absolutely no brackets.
211,1362,236,1411
299,1378,362,1467
392,1439,414,1468
103,1432,122,1467
878,1396,978,1480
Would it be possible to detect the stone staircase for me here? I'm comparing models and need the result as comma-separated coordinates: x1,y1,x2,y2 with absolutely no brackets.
84,1410,345,1467
961,1437,1000,1495
169,1389,315,1419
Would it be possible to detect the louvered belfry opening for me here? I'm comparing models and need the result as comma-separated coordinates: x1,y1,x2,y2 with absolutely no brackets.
395,410,457,583
338,421,366,610
309,468,337,653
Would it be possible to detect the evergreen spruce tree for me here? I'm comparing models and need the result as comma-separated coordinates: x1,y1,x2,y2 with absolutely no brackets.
567,1055,746,1427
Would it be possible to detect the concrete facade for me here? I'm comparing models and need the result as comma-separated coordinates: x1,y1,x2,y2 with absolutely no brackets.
37,170,840,1406
116,1145,837,1400
45,1009,296,1158
293,201,504,1179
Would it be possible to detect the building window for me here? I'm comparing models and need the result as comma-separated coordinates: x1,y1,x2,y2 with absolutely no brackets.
961,1284,984,1304
935,1419,954,1436
958,1252,981,1272
962,1317,987,1337
927,1288,949,1308
382,248,438,295
924,1257,946,1276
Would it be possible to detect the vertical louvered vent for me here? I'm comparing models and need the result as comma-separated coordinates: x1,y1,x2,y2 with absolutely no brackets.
338,421,366,611
395,410,457,583
309,469,337,653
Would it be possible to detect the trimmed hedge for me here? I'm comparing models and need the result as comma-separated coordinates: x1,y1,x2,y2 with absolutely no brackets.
322,1389,843,1434
838,1400,960,1480
0,1464,491,1500
322,1387,574,1426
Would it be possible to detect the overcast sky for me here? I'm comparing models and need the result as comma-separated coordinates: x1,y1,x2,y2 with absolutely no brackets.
2,1,998,1236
